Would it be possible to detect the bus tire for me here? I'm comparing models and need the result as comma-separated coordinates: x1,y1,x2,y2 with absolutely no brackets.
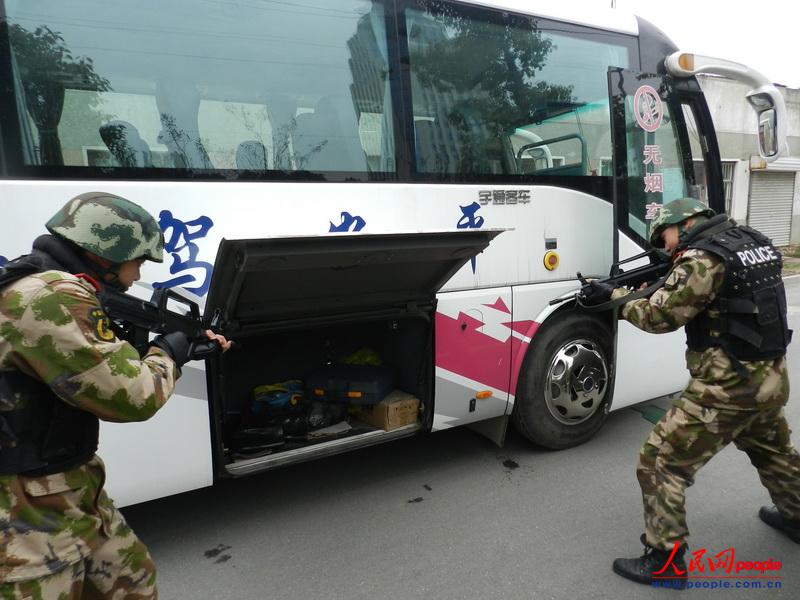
512,312,612,450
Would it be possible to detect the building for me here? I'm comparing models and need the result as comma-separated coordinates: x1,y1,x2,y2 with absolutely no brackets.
698,74,800,246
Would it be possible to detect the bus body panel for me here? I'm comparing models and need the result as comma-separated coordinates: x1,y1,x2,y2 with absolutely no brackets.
0,180,616,293
433,287,513,429
98,388,213,507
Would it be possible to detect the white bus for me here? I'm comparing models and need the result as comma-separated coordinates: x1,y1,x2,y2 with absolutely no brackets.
0,0,785,506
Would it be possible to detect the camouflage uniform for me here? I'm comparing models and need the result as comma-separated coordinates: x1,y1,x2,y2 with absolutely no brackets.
1,194,177,599
612,246,800,550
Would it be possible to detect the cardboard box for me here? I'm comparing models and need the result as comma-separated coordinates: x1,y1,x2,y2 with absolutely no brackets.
357,390,419,431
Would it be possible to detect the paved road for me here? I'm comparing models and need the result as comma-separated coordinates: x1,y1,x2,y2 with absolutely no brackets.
124,278,800,599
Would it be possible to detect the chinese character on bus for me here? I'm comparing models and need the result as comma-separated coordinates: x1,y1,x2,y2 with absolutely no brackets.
644,173,664,193
642,144,662,165
457,201,485,230
478,190,492,205
329,211,366,233
153,210,214,297
645,202,662,220
457,201,484,273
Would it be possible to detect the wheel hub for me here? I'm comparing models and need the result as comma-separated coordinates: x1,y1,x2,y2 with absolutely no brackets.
544,338,608,425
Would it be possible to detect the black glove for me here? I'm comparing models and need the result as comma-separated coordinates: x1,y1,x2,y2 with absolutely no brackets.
151,332,194,367
580,280,616,305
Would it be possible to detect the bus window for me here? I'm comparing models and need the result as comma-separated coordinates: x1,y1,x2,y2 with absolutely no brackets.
611,74,719,244
513,131,587,176
3,0,395,177
405,3,634,184
621,88,694,240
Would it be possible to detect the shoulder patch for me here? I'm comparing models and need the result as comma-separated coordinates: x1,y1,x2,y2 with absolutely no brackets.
39,270,72,284
678,248,722,266
88,307,116,342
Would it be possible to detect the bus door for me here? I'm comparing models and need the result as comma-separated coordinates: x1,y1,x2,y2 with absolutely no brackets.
606,68,723,408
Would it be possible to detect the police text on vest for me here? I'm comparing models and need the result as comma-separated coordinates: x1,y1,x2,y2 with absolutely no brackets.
737,246,777,266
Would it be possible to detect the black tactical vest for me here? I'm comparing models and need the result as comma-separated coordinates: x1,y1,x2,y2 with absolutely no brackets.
0,241,100,476
683,220,792,362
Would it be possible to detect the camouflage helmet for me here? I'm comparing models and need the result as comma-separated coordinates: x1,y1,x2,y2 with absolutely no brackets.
648,197,715,247
46,192,164,263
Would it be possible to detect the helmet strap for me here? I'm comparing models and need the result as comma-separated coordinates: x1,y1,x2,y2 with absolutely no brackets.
82,252,125,291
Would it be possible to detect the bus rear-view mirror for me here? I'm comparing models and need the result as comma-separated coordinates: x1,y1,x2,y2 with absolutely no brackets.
757,108,778,158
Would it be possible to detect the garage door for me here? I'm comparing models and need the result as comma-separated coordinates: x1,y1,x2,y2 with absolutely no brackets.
748,171,795,246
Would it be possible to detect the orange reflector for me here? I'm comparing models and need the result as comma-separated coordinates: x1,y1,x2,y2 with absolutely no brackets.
313,388,324,396
543,251,560,271
476,390,492,399
347,391,363,398
678,53,694,71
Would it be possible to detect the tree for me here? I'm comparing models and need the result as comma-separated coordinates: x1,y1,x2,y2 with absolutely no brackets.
409,1,576,173
9,24,110,165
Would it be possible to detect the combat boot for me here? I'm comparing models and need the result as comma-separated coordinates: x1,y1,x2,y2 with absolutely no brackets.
612,535,687,590
759,505,800,543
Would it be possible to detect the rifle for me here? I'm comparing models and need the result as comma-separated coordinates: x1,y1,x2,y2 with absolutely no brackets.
550,248,673,311
98,287,221,358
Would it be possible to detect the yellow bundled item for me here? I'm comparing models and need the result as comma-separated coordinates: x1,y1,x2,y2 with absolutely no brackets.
341,347,382,366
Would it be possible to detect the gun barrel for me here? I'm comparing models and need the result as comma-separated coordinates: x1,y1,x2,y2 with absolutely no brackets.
100,288,207,341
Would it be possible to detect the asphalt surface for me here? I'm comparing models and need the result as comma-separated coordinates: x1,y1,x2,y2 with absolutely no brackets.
123,277,800,599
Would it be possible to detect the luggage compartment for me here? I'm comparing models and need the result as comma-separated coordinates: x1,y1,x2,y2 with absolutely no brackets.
203,230,500,477
215,312,431,475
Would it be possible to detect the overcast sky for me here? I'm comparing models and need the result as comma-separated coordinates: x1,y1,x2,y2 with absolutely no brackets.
569,0,798,88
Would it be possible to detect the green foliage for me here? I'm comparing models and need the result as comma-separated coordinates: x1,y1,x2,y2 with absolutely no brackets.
411,3,574,126
409,2,575,173
9,24,110,93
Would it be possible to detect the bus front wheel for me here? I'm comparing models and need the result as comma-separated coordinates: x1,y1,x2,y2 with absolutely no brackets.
512,312,612,449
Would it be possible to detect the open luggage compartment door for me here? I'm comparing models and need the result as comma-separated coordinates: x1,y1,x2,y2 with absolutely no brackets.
205,230,502,335
205,230,503,475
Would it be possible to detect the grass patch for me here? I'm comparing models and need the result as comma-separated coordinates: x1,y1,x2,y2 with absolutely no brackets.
781,245,800,259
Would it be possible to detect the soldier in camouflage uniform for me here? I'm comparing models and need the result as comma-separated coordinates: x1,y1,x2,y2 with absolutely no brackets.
582,197,800,589
0,192,230,599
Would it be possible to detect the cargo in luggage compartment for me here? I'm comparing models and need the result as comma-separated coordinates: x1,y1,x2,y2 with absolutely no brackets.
354,391,420,431
306,364,396,405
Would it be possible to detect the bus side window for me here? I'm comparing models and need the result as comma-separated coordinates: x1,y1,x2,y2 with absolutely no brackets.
99,121,153,169
292,97,368,172
235,141,268,171
414,119,439,172
513,133,587,176
155,80,214,170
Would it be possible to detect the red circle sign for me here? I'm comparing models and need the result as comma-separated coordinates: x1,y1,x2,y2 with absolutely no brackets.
633,85,663,133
